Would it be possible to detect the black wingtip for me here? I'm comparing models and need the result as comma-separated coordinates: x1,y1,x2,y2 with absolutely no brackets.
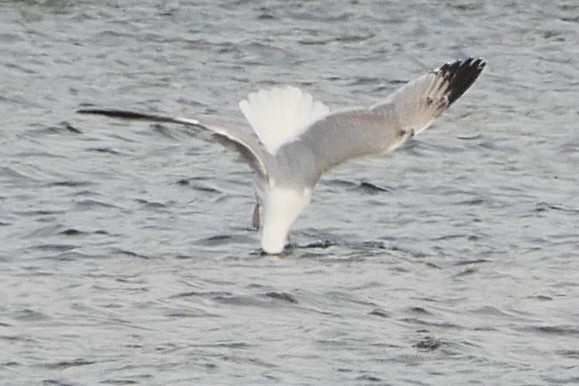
77,108,156,120
76,108,181,124
437,57,486,106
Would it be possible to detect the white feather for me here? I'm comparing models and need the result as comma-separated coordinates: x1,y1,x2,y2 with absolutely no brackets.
261,187,312,254
239,86,330,155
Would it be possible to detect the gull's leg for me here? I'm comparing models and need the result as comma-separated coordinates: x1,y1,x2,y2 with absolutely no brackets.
252,203,260,230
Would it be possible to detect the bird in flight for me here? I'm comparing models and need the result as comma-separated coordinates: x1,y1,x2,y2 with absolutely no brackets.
78,57,486,254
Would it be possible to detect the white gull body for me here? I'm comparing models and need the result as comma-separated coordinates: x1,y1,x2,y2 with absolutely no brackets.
78,58,486,254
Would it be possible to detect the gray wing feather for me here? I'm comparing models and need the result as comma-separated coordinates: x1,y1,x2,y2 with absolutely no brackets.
276,108,413,186
371,57,486,135
77,109,273,179
276,57,485,185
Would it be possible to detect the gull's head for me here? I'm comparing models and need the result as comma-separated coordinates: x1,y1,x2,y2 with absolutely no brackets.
261,230,289,255
260,187,312,255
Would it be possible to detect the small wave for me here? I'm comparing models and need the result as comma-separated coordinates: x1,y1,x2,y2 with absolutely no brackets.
34,244,77,252
85,147,124,155
74,199,120,210
264,291,298,304
45,180,93,188
111,248,151,260
526,325,579,337
414,336,443,351
58,228,86,236
43,359,96,370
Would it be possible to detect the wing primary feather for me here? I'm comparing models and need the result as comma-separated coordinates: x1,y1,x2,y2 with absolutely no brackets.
77,109,202,127
77,108,271,179
436,57,486,106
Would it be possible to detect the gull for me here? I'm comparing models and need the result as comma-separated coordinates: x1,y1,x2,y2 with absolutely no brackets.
78,57,486,254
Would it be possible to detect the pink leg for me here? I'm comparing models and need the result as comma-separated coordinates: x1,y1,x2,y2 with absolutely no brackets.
252,203,260,230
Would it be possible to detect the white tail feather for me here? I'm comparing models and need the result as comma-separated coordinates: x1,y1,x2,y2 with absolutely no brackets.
239,86,330,155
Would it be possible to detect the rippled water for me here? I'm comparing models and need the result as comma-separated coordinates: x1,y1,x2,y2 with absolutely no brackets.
1,1,579,384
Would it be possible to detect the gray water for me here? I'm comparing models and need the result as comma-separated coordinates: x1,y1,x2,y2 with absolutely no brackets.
1,1,579,385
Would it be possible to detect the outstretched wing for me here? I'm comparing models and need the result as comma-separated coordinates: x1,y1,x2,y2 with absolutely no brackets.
77,109,273,179
275,57,486,184
369,57,486,135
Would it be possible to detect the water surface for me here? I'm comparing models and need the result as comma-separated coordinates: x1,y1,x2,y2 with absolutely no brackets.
1,1,579,384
